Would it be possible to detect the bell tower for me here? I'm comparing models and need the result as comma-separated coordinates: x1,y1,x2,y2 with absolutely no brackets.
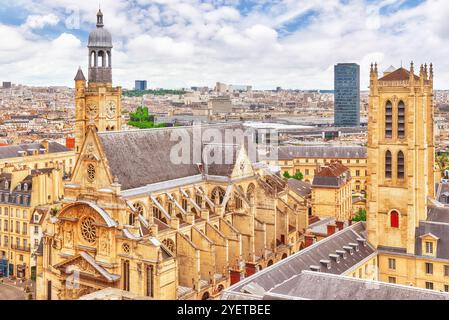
74,9,122,155
367,62,435,254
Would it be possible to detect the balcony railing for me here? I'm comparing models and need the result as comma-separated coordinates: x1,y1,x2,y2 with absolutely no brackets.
11,244,31,252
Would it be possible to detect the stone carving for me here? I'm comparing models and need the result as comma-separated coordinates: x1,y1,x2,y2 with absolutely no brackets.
99,229,111,255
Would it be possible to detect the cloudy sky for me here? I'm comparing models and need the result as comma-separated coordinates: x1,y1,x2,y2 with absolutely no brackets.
0,0,448,89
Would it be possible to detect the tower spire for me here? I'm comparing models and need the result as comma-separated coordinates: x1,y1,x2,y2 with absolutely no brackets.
97,8,104,28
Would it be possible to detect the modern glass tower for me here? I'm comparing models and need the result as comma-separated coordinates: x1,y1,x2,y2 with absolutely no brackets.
135,80,148,91
334,63,360,127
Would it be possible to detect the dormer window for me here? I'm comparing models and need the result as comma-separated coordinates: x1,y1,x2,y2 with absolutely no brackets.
4,181,8,189
17,184,21,191
420,233,438,257
23,183,28,191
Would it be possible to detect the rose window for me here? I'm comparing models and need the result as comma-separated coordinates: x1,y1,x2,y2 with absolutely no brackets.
81,217,97,243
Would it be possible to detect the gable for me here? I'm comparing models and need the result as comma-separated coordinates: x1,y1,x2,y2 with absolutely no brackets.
71,126,114,189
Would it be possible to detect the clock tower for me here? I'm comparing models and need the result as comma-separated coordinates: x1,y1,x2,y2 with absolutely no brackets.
74,9,122,155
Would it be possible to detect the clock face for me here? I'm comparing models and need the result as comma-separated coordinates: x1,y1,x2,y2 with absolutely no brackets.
106,101,116,119
86,103,98,119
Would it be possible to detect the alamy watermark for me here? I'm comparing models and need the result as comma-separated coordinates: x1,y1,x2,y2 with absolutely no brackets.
168,123,279,166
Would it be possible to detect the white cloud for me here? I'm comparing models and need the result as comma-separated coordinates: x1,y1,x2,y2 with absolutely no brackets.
23,14,59,29
3,0,449,89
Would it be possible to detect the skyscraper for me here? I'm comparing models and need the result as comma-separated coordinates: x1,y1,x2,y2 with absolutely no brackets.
334,63,360,127
135,80,148,91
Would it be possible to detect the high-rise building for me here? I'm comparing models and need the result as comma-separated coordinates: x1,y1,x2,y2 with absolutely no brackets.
135,80,148,91
2,82,11,89
334,63,360,127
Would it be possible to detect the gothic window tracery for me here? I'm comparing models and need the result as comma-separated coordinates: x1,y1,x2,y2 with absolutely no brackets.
87,164,96,182
162,238,175,254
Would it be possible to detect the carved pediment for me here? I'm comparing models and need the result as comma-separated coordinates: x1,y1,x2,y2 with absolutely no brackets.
54,252,120,283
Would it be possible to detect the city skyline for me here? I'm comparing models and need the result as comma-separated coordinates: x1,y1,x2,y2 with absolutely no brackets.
2,0,449,90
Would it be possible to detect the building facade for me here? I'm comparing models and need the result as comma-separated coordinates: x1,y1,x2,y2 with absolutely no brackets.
0,165,63,279
311,162,353,222
274,146,367,193
334,63,360,127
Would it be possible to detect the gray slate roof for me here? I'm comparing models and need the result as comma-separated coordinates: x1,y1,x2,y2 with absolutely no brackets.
278,145,367,160
98,124,248,191
287,179,311,197
411,207,449,259
264,271,449,300
222,222,374,299
0,142,70,160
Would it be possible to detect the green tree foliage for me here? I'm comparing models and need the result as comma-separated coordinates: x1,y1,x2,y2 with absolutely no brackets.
283,171,304,181
353,208,367,222
292,171,304,181
436,153,449,177
128,106,166,129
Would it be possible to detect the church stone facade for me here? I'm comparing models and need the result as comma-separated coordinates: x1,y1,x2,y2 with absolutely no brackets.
35,11,309,300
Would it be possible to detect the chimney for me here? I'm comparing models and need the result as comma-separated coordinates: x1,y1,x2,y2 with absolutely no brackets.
304,234,315,248
348,219,353,226
336,221,344,231
41,140,49,153
327,224,336,236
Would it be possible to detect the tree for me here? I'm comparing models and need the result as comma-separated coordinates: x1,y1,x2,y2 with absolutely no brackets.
283,171,291,179
436,153,449,177
292,171,304,181
353,208,366,222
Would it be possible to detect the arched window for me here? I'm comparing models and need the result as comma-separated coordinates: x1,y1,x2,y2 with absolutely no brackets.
23,183,28,191
128,213,136,226
122,260,130,291
397,151,405,179
90,51,96,67
98,51,105,67
235,196,243,209
385,101,393,138
247,183,255,202
211,187,225,205
390,210,399,228
398,101,405,138
385,151,392,179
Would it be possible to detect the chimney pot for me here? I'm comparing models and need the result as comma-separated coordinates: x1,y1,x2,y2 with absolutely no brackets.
327,224,336,236
304,234,315,248
336,221,344,231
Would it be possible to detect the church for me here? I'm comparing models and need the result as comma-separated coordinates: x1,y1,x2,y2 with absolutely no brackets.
35,10,310,300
